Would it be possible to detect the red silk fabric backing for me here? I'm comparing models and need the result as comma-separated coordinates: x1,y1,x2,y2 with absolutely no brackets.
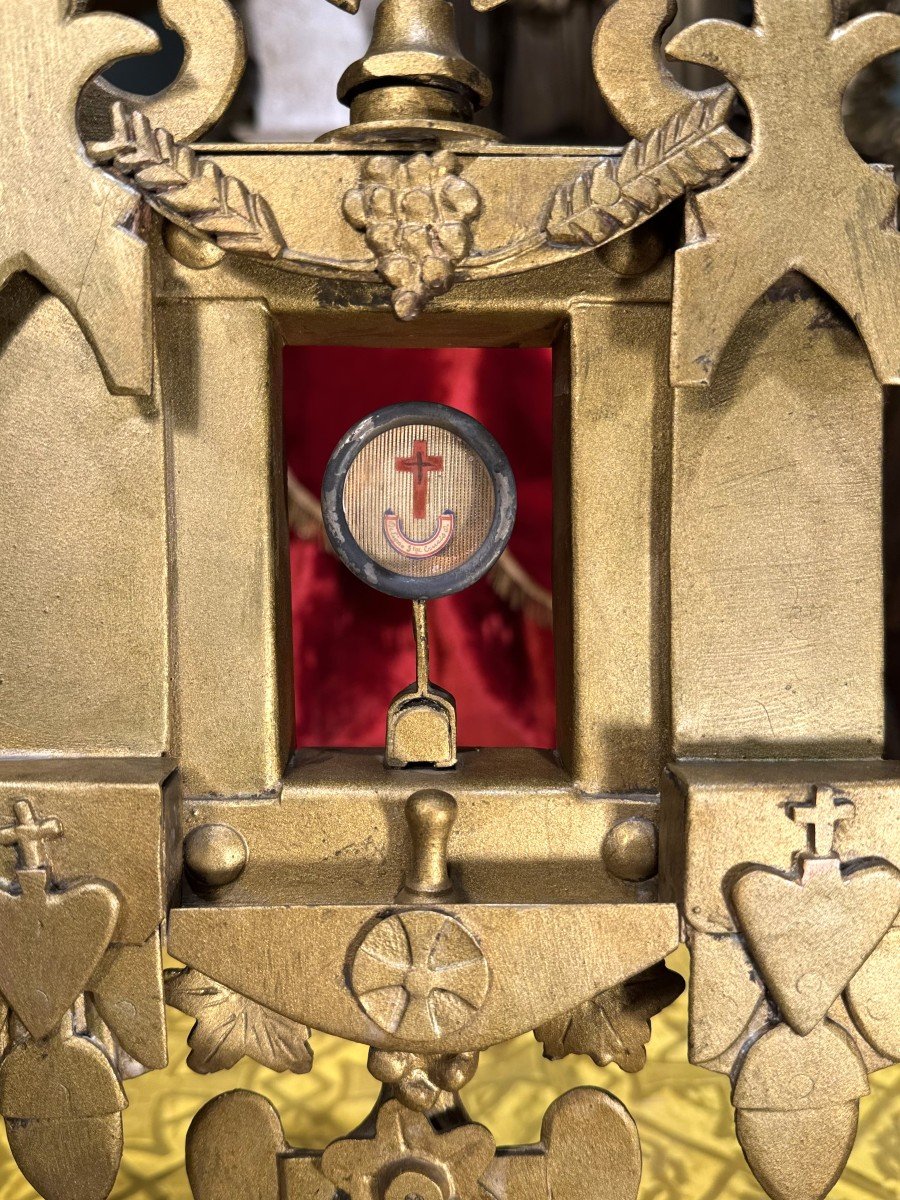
283,347,555,750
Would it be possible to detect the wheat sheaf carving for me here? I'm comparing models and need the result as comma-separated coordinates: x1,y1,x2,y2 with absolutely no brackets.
544,88,749,247
90,102,285,259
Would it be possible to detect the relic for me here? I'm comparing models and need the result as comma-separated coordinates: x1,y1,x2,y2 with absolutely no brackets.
0,1,898,1199
322,403,517,766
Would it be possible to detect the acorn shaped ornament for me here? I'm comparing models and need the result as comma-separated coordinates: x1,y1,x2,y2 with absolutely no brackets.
733,1021,868,1200
0,1029,126,1200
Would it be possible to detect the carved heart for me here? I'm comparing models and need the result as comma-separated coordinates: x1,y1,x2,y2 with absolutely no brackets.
542,1088,641,1200
845,927,900,1060
732,860,900,1036
0,873,119,1039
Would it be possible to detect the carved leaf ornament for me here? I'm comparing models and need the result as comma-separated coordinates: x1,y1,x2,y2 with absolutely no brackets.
91,105,285,261
165,969,313,1075
535,963,685,1072
545,89,747,247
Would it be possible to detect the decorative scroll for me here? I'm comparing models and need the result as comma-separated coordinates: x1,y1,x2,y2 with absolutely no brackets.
592,0,721,139
0,0,247,397
0,0,160,395
80,0,245,145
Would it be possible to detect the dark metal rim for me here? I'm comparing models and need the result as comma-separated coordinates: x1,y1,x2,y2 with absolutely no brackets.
321,402,518,601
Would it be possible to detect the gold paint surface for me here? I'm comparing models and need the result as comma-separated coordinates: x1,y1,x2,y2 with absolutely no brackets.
3,951,897,1199
159,300,294,797
671,285,884,759
594,0,900,389
182,749,665,906
153,150,673,318
0,0,156,397
0,759,180,946
0,280,169,758
663,761,900,1200
2,1,898,1192
81,0,246,145
554,304,672,794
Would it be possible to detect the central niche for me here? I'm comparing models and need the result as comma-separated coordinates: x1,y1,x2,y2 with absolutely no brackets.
283,346,555,750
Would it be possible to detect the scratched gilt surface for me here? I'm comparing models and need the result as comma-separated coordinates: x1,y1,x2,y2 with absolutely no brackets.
1,951,896,1199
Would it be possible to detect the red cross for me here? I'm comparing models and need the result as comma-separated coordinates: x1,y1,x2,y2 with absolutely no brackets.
395,439,443,520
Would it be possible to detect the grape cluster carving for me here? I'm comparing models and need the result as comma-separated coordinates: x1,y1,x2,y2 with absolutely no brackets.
343,151,482,321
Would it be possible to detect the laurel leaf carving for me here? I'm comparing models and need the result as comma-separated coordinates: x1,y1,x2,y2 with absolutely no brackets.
89,103,286,260
164,968,313,1075
544,87,749,247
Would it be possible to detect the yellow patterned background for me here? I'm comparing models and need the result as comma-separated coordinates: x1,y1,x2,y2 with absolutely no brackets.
2,951,897,1199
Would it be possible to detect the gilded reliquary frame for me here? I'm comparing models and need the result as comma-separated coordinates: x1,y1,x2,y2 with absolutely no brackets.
1,2,899,1199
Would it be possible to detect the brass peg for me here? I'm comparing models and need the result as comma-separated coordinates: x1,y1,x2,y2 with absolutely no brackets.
402,789,458,898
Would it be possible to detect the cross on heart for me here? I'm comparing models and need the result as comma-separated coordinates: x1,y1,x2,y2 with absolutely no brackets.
0,801,119,1040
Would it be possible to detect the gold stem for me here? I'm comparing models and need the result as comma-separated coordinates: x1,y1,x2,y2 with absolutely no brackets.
413,599,430,695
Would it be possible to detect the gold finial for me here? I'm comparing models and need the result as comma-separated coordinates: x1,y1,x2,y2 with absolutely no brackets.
322,0,500,145
402,788,458,897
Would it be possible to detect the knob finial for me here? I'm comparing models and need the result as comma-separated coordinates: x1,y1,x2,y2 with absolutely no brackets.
403,788,457,896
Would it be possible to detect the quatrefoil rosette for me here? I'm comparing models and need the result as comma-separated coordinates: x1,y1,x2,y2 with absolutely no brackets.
350,911,491,1045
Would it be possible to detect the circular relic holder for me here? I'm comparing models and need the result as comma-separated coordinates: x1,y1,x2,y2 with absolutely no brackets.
322,403,517,601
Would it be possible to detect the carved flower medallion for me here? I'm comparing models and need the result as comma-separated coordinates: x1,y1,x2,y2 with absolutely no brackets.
321,1099,495,1200
351,911,489,1043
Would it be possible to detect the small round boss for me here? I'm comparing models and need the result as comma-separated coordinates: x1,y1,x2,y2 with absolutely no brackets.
322,403,517,600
